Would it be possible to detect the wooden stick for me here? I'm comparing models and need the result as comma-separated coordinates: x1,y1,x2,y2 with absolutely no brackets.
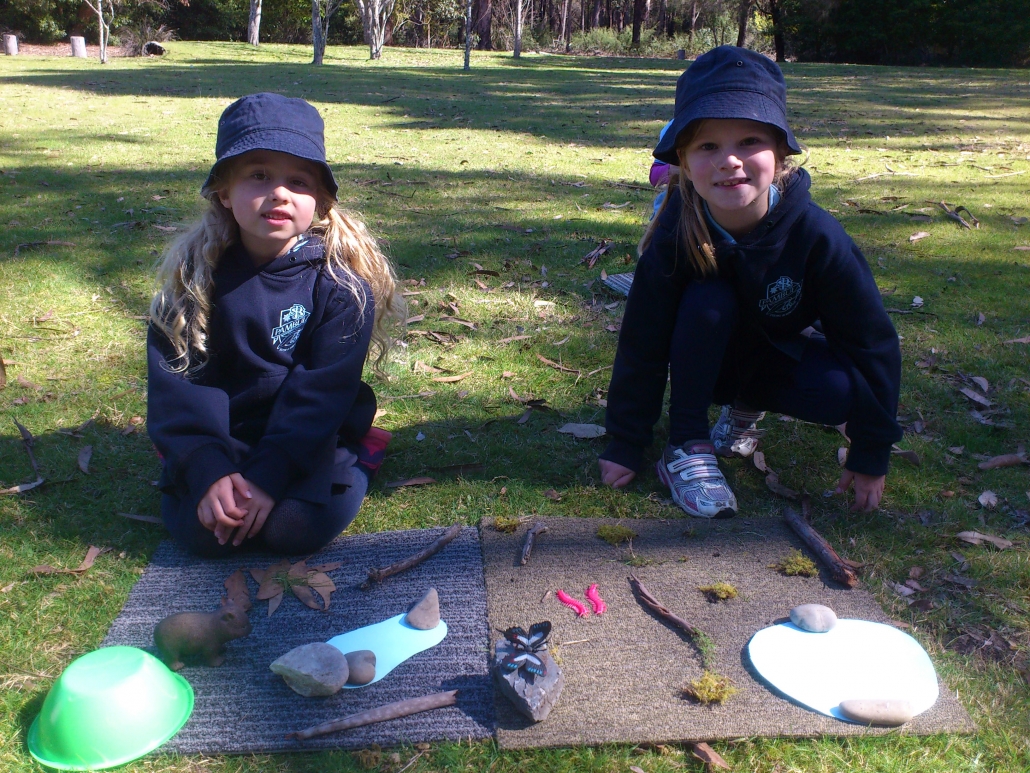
628,574,703,639
783,507,859,588
286,690,458,740
520,522,548,565
361,523,462,590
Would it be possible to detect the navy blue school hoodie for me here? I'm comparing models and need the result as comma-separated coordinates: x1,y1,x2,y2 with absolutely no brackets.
601,169,902,477
147,235,376,507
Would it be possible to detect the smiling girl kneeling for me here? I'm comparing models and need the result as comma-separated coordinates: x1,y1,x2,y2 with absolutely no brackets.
148,93,400,557
598,47,902,518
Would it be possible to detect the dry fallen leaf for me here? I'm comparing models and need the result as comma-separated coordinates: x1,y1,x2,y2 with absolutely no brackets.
32,546,108,575
385,476,437,488
891,448,921,466
0,358,6,389
224,569,252,611
948,446,965,455
837,447,848,466
978,490,999,509
909,231,930,242
536,354,580,375
557,423,606,439
691,741,730,769
432,371,472,383
909,566,925,579
911,296,924,308
765,471,798,500
956,530,1013,550
978,453,1027,470
77,445,92,474
892,581,916,597
543,488,562,501
1004,336,1030,344
976,312,986,326
971,376,989,394
752,450,770,474
958,387,993,407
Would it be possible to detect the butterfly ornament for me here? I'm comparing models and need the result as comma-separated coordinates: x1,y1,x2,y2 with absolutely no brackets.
501,621,552,677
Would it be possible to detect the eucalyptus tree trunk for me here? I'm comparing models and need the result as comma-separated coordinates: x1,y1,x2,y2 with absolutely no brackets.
82,0,112,63
513,0,524,57
736,0,751,47
463,0,473,68
248,0,262,45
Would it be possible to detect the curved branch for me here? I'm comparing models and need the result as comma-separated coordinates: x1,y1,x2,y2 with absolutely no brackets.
361,523,462,589
287,690,458,740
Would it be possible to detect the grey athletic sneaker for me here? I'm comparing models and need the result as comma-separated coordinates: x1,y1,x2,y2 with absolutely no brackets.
710,405,766,458
656,441,738,519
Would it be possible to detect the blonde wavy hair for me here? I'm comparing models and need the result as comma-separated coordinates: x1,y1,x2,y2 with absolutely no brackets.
150,162,403,377
639,121,804,277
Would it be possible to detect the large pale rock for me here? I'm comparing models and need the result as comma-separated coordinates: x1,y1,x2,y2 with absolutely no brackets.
271,642,348,697
790,603,838,633
839,698,914,726
345,649,376,685
404,587,440,630
494,642,564,722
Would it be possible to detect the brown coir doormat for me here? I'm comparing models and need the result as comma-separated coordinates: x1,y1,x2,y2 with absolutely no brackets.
480,516,973,749
102,527,493,754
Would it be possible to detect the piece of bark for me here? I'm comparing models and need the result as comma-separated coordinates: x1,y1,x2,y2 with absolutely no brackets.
361,523,462,590
783,507,859,588
520,522,548,566
691,741,731,769
286,690,458,740
628,574,706,649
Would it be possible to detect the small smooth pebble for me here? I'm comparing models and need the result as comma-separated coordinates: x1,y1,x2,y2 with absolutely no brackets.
345,649,376,685
270,642,348,697
404,587,440,630
839,698,914,726
789,603,838,633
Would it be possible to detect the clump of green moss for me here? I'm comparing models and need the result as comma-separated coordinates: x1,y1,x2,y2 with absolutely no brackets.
597,524,637,546
682,671,739,704
492,515,521,533
624,554,660,568
772,548,819,577
698,582,738,602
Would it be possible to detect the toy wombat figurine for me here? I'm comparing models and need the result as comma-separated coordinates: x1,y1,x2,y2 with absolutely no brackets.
154,600,252,671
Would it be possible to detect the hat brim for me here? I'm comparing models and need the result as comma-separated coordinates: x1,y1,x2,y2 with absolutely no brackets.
653,90,801,166
201,128,338,199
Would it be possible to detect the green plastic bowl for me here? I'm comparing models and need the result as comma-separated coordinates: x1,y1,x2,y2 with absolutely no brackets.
28,646,193,771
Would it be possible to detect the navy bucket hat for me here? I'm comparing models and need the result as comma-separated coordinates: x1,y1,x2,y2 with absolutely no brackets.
202,92,339,199
653,46,801,166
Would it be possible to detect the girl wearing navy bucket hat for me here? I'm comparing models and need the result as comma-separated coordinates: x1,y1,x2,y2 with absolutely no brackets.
147,93,402,556
598,47,902,518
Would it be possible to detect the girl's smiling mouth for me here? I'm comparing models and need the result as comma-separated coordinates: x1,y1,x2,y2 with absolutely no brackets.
262,209,292,222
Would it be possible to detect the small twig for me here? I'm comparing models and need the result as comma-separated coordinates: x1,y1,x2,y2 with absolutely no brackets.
520,522,548,566
287,690,458,740
783,507,859,588
13,240,76,258
885,308,939,317
628,574,713,667
935,201,979,230
396,750,427,773
558,638,592,646
1,420,44,495
382,94,403,103
361,523,462,589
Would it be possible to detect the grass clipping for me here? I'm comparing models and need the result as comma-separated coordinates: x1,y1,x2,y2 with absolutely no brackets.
683,670,740,705
772,548,819,577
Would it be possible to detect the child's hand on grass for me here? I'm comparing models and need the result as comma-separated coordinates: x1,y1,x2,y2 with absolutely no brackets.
599,459,636,488
835,470,885,512
230,481,275,546
198,473,251,543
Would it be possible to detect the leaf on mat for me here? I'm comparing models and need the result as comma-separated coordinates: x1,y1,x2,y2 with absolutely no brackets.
224,569,252,611
978,490,999,509
970,376,989,393
266,589,284,616
752,451,770,474
431,371,472,383
956,531,1012,550
909,231,930,242
958,387,993,407
891,448,921,466
308,561,342,574
557,423,606,439
691,741,730,769
543,488,562,501
77,445,92,474
291,583,322,610
837,447,848,466
765,472,798,500
978,453,1027,470
307,572,336,610
386,476,437,488
257,575,284,601
536,353,581,375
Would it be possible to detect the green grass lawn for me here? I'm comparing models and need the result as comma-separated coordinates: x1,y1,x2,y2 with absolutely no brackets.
1,42,1029,772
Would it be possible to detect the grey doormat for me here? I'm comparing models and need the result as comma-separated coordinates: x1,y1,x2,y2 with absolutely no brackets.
480,516,974,749
102,527,493,754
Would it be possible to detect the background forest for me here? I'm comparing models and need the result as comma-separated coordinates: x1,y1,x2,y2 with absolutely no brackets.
1,0,1028,67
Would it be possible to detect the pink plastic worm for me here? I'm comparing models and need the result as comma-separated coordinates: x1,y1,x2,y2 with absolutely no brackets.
585,584,606,615
555,589,590,618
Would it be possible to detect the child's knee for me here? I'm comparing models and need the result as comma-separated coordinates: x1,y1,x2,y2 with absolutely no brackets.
679,279,738,330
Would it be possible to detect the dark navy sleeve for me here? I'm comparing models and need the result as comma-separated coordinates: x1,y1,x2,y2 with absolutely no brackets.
808,209,902,476
601,189,696,472
147,327,240,500
241,277,375,502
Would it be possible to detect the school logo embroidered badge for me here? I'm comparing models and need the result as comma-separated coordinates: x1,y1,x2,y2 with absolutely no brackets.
759,276,803,318
271,303,311,351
